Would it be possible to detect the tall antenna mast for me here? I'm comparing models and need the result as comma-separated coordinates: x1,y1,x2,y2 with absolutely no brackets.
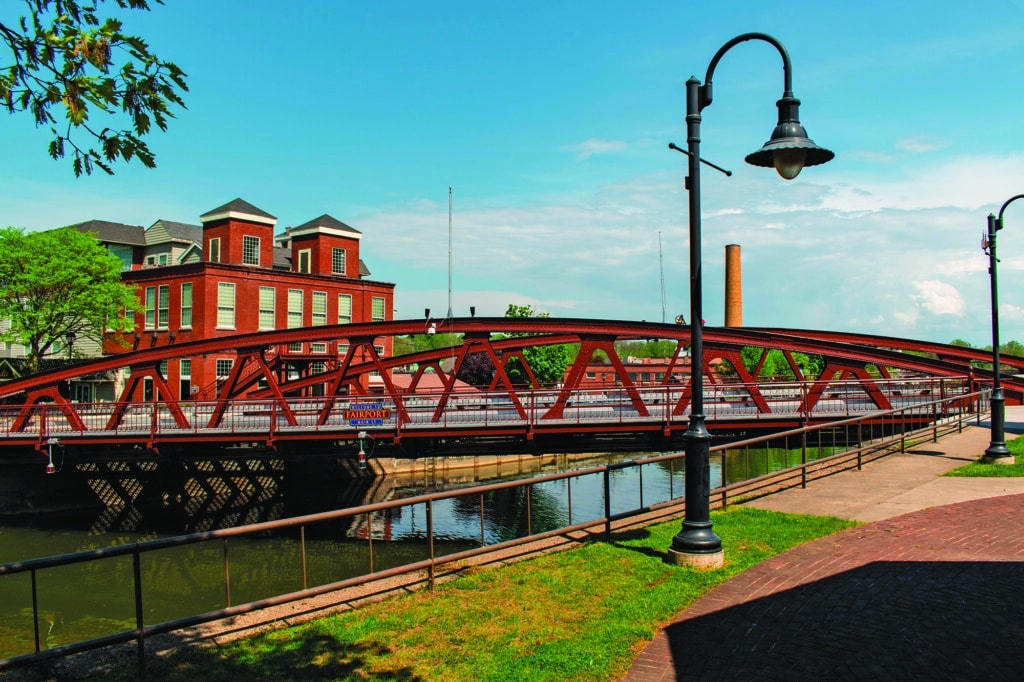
659,231,667,324
448,186,453,320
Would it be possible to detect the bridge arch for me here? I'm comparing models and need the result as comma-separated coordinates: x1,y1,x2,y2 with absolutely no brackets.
0,319,1012,451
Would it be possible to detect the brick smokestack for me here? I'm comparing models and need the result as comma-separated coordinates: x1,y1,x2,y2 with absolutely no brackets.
725,244,742,327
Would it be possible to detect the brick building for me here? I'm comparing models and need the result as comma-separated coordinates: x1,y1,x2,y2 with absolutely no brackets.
76,197,395,401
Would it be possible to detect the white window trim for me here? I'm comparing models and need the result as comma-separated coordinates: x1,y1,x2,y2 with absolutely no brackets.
242,235,261,266
216,282,236,330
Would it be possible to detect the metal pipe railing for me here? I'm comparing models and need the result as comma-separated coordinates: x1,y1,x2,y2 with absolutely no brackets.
0,376,974,447
0,391,988,672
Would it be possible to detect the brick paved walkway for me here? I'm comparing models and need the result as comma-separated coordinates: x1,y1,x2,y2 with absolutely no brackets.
624,412,1024,680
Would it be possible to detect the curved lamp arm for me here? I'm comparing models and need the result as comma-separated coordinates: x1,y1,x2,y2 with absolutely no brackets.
995,193,1024,230
699,32,792,111
692,32,833,179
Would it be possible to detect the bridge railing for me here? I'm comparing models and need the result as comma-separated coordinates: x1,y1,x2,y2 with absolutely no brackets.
0,375,972,446
0,390,988,672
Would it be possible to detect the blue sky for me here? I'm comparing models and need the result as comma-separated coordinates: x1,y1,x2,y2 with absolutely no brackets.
4,0,1024,347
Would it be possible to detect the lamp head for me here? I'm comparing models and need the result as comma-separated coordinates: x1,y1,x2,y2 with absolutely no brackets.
745,94,833,180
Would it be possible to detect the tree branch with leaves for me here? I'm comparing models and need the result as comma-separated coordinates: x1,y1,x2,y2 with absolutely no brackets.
1,0,188,175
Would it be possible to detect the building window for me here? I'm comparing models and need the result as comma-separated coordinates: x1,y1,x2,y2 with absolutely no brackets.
297,249,311,273
332,247,346,275
287,289,303,328
338,343,349,356
311,361,326,374
372,296,386,322
180,282,193,328
144,286,156,329
312,291,327,326
216,359,233,377
338,294,352,324
217,282,235,329
288,342,303,352
311,342,327,354
374,344,385,355
179,358,191,399
208,237,221,263
259,286,275,330
242,235,260,266
157,285,169,329
109,244,133,271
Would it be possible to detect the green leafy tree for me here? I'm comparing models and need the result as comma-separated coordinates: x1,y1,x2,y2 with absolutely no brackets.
615,339,677,359
502,304,573,386
738,347,823,380
0,226,140,372
1003,340,1024,358
1,0,188,175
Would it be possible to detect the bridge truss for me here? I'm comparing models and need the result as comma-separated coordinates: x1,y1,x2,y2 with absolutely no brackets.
0,318,1017,454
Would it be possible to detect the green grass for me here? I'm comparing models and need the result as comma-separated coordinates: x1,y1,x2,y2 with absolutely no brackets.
111,508,856,681
945,433,1024,477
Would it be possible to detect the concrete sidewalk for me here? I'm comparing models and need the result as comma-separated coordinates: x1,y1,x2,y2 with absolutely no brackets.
624,408,1024,681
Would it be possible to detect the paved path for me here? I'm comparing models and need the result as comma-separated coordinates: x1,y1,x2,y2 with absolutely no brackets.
624,409,1024,681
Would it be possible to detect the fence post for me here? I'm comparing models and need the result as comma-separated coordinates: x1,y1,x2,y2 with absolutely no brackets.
526,486,533,536
223,539,231,608
801,431,808,488
603,467,612,538
427,499,435,591
720,448,729,507
856,422,863,470
133,548,146,669
31,570,40,654
300,525,307,591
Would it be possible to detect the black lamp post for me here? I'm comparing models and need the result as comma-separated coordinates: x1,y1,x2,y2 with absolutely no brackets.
982,194,1024,463
667,33,833,567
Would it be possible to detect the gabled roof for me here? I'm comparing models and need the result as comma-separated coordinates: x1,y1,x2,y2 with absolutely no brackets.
284,214,362,241
150,219,202,244
68,220,146,246
200,198,276,226
291,214,361,236
177,242,203,264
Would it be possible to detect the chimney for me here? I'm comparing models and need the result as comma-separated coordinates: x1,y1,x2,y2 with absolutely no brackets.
725,244,742,327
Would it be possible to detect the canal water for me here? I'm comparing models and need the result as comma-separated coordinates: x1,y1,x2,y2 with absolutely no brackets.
0,442,826,658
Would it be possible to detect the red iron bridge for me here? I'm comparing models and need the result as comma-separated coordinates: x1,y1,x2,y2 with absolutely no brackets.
1,319,1020,457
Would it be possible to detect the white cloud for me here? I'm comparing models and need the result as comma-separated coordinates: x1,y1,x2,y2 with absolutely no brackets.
820,154,1024,213
312,150,1024,347
895,137,946,154
911,280,965,316
566,138,627,160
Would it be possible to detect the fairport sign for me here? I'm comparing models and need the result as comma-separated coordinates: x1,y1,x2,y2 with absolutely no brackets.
345,402,391,426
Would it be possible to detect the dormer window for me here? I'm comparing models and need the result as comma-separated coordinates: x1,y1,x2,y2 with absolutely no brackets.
297,249,311,273
208,237,221,263
332,247,346,275
242,235,260,266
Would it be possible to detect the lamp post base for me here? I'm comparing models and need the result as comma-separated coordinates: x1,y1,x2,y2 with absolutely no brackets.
668,519,725,569
982,394,1013,464
981,448,1015,465
666,546,725,569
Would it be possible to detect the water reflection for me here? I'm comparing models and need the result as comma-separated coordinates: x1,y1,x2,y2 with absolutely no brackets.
1,440,852,659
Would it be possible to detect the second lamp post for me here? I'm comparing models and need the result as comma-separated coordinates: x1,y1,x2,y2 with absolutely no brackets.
982,193,1024,464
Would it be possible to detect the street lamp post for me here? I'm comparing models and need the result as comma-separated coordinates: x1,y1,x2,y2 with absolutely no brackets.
982,194,1024,464
667,33,834,568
